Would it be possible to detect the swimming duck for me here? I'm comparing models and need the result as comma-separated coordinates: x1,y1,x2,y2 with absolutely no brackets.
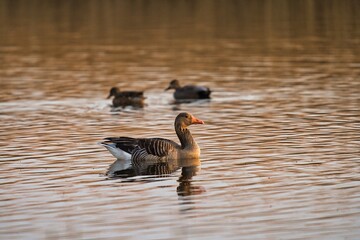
165,79,211,100
107,87,145,108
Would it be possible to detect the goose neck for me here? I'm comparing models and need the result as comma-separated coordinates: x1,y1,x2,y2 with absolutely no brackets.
175,124,196,149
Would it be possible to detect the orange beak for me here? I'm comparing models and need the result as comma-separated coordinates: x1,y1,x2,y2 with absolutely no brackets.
191,116,204,124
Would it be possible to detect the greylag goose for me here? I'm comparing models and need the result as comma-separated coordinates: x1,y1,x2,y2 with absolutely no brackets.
165,79,211,100
100,112,204,175
107,87,145,108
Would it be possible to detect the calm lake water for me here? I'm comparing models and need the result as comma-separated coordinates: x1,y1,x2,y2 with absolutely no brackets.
1,1,360,239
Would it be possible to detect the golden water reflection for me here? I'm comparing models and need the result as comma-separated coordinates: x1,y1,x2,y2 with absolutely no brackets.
0,1,360,239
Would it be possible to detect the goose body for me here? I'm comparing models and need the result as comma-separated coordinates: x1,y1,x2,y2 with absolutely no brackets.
107,87,145,108
165,79,211,100
100,112,204,175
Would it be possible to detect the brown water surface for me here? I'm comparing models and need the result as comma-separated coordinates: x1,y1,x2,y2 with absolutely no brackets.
1,1,360,239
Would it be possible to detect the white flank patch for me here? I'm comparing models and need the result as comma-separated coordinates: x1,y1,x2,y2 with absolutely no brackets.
98,142,132,161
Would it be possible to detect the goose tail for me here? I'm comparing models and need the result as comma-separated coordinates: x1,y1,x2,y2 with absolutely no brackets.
98,141,132,161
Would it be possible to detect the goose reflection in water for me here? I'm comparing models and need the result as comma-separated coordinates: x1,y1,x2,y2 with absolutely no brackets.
106,157,204,196
177,165,205,197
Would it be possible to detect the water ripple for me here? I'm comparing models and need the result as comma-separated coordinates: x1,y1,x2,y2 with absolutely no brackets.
1,4,360,238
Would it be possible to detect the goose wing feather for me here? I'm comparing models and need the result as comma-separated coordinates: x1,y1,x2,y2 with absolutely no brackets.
137,138,179,157
104,137,138,154
104,137,179,157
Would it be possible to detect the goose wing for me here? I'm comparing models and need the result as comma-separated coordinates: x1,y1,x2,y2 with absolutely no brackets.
137,138,179,157
103,137,138,154
104,137,179,157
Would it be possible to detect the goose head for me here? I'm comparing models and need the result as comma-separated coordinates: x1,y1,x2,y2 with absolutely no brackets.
175,112,204,129
165,79,181,91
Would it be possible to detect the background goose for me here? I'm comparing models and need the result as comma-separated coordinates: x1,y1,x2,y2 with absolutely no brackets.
165,79,211,100
100,112,204,175
107,87,145,108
